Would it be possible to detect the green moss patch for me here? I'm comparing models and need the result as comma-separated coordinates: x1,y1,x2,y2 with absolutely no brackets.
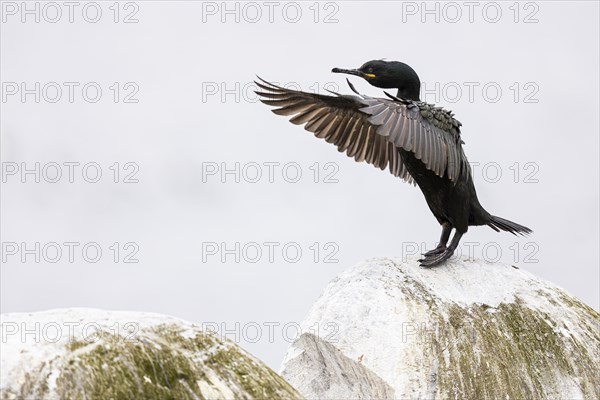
14,324,301,400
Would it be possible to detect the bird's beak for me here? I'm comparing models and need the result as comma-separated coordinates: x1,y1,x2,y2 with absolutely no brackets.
332,67,364,77
332,67,375,79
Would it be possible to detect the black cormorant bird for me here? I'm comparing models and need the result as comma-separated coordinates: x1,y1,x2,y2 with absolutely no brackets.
255,60,532,267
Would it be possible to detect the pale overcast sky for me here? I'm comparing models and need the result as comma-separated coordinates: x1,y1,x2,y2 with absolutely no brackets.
2,1,598,369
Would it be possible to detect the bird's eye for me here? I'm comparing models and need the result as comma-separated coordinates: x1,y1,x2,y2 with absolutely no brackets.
367,67,373,73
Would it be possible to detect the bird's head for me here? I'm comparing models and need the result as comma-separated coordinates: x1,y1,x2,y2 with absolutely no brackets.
332,60,421,101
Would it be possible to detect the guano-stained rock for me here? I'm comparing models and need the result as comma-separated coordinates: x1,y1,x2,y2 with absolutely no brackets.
281,256,600,400
0,308,301,400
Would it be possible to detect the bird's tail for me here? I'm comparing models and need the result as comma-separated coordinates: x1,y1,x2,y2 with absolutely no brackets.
488,215,532,236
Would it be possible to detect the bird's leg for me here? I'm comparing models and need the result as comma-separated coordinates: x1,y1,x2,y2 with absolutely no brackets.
422,222,452,257
419,230,464,267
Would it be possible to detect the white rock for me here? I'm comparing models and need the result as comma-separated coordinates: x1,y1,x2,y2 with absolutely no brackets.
0,308,301,399
281,256,600,399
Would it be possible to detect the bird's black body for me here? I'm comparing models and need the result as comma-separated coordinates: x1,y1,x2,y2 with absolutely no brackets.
401,149,474,232
256,60,531,266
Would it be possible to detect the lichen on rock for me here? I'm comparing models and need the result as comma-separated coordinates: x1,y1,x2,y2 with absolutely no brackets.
281,256,600,400
0,309,301,400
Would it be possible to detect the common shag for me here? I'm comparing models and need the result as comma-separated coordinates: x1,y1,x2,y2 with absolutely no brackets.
255,60,532,267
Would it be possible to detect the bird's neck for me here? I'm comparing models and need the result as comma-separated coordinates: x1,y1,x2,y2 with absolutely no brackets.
396,86,420,101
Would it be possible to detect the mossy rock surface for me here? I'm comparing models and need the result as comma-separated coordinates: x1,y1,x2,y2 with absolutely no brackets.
0,309,301,400
281,256,600,399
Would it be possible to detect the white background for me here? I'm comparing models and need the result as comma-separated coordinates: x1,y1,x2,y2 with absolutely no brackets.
2,1,599,370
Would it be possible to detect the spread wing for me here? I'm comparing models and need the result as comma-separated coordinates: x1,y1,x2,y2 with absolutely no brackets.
255,78,468,183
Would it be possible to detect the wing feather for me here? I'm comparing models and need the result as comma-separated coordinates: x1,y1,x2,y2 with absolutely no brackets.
366,125,379,165
420,124,428,164
393,117,406,148
256,78,466,183
317,113,340,140
289,107,322,125
347,121,365,158
338,117,362,152
355,123,371,162
378,111,399,137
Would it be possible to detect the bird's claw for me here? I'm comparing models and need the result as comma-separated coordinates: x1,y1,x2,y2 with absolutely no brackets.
419,247,455,268
421,246,446,257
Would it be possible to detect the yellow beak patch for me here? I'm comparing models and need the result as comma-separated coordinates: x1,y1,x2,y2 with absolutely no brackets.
364,73,376,78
